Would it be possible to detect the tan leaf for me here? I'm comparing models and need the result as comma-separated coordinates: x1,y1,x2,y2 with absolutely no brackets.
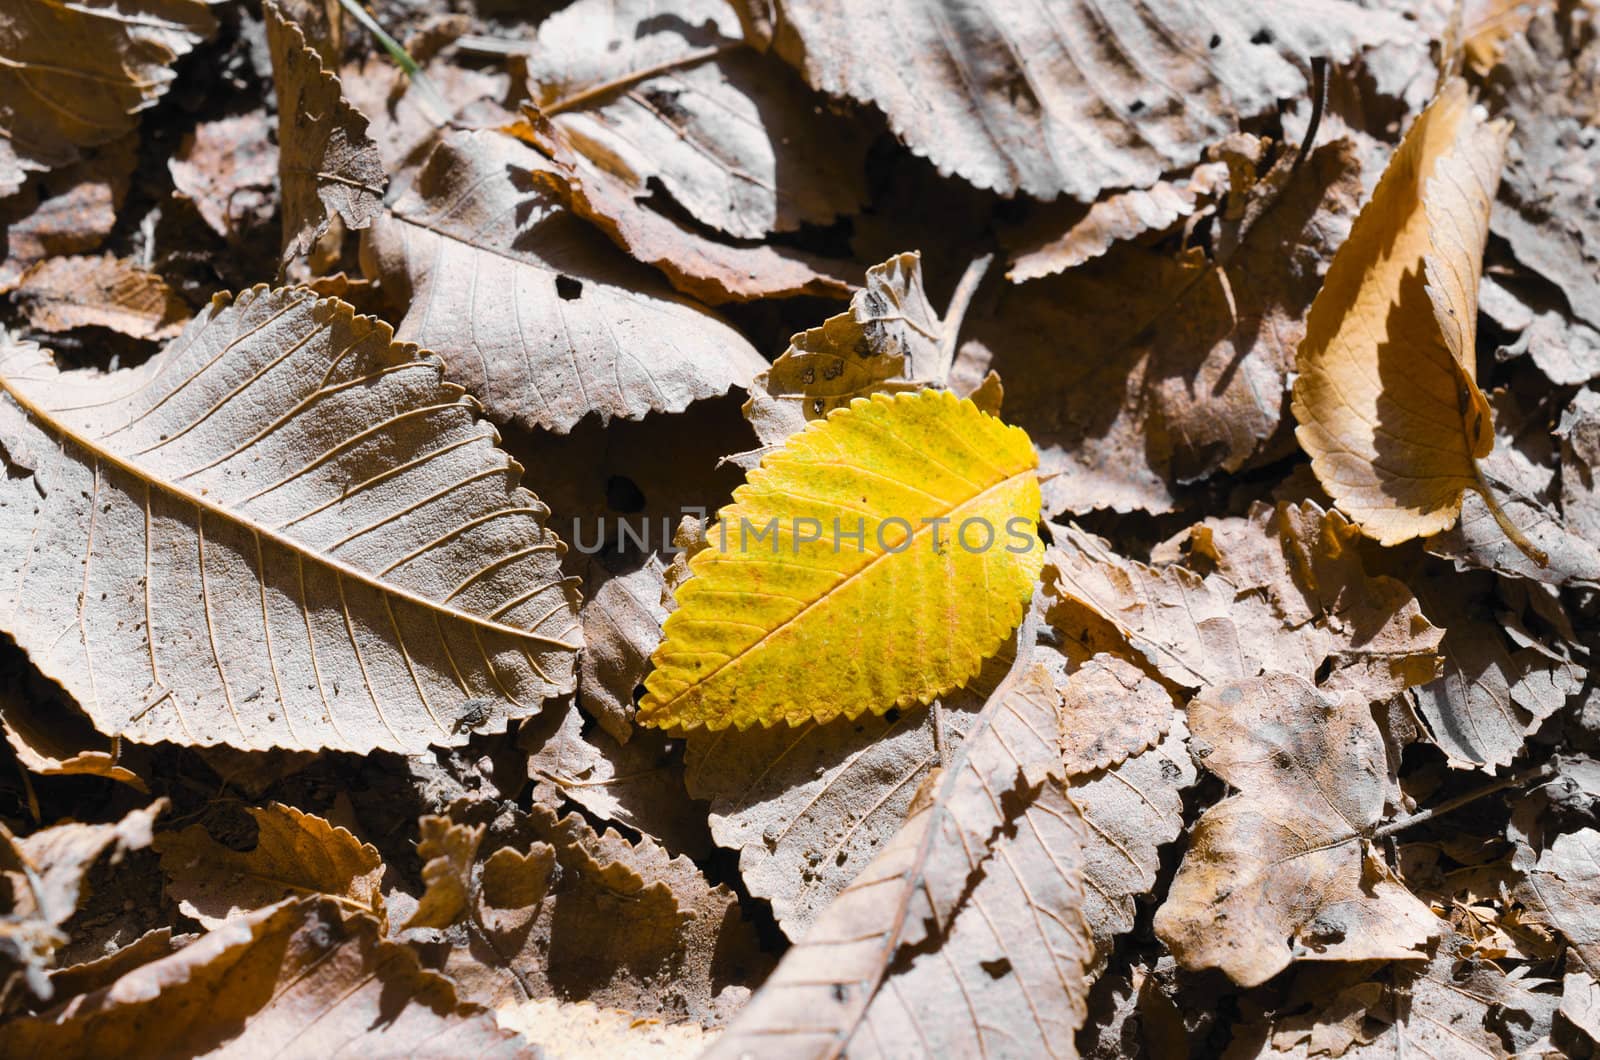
1562,972,1600,1046
154,803,384,928
1154,673,1439,986
168,112,280,241
404,814,486,931
1006,162,1227,283
707,629,1095,1057
264,0,387,260
0,135,137,293
0,681,145,791
496,997,712,1059
0,897,530,1056
1059,652,1175,775
1514,829,1600,979
13,255,189,340
0,285,582,753
363,129,767,433
1293,79,1514,546
0,0,215,195
737,0,1403,201
1069,714,1197,972
578,556,670,742
524,116,856,304
46,927,185,1004
958,140,1362,516
685,642,1016,939
524,0,867,240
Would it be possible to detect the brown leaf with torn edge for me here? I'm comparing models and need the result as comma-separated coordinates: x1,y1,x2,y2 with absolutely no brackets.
154,803,384,928
1154,673,1439,986
1293,79,1536,559
363,129,767,433
12,255,189,340
264,0,386,261
0,285,582,754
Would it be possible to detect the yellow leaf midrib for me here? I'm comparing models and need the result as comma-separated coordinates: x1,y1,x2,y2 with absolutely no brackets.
654,465,1036,710
0,363,578,650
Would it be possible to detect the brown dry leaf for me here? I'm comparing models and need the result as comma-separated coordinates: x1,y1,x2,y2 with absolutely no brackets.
1059,652,1175,775
0,682,145,790
1491,10,1600,332
168,112,280,241
405,814,486,931
408,799,767,1026
1563,972,1600,1046
153,802,384,928
1514,829,1600,979
524,116,856,304
0,0,215,196
46,927,186,1004
264,0,386,261
1047,501,1442,699
1,801,165,998
12,254,189,340
740,251,942,461
496,997,712,1059
578,556,669,742
0,134,137,293
958,140,1362,516
1069,714,1197,973
1293,79,1514,546
0,897,530,1056
685,642,1013,940
0,285,581,753
736,0,1402,202
706,630,1095,1057
524,0,867,240
1154,673,1439,986
363,129,767,433
1007,162,1227,283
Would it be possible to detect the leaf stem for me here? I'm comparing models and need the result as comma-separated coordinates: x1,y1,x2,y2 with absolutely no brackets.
539,43,741,117
935,251,995,385
1471,462,1549,568
1372,762,1552,840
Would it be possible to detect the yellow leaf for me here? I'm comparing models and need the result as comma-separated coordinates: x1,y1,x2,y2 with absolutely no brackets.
639,389,1043,731
1293,78,1525,549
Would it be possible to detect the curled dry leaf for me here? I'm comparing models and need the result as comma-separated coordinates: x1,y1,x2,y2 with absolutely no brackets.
1293,79,1522,549
0,682,145,790
640,390,1043,731
1514,829,1600,979
364,129,766,433
263,0,386,260
577,556,670,742
0,897,530,1056
736,0,1402,202
404,814,486,931
168,112,280,242
12,254,189,340
524,0,867,240
525,116,856,304
153,803,384,928
707,641,1095,1058
0,0,215,196
0,285,582,754
1154,673,1439,986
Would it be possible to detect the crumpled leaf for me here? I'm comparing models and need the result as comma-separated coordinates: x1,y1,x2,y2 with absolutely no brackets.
706,634,1095,1057
578,556,670,743
364,129,766,433
0,285,581,753
685,642,1014,939
0,135,137,293
1059,652,1175,775
0,679,145,790
640,389,1043,731
264,0,386,260
741,252,942,459
0,897,529,1056
524,0,866,240
0,0,215,196
735,0,1403,202
495,997,712,1059
1006,162,1228,283
12,254,189,340
1068,713,1196,972
168,112,280,242
405,814,486,931
1154,673,1440,986
958,140,1361,516
1514,828,1600,978
524,115,856,304
1293,78,1512,545
408,800,767,1026
153,803,384,928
